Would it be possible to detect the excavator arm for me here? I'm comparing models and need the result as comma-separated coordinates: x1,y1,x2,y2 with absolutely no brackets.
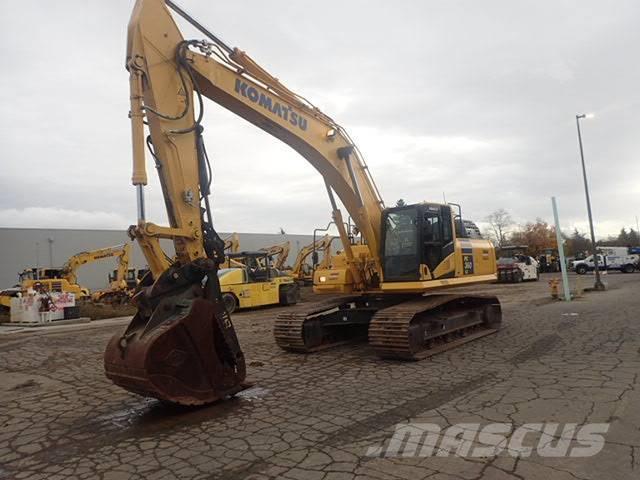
91,244,133,303
260,241,291,270
223,233,240,254
112,244,132,290
318,237,335,270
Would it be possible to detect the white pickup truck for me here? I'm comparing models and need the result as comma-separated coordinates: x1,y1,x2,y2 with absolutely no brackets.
573,251,639,274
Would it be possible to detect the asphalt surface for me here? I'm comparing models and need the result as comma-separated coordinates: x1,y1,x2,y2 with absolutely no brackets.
1,272,639,479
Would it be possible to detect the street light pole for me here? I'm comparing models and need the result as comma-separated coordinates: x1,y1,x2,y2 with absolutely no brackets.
576,113,605,291
47,237,54,267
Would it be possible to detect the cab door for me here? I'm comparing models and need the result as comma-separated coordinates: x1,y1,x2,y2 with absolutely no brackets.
382,207,420,281
420,205,454,278
421,206,444,273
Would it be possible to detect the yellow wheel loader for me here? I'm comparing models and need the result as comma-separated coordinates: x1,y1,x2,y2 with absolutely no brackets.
218,251,299,314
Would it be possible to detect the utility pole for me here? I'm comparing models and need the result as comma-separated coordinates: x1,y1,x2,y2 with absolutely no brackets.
576,113,605,291
35,242,40,279
47,237,54,267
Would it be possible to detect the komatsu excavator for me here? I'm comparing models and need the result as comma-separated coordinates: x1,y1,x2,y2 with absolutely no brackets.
289,235,333,284
91,244,134,304
259,241,290,271
104,0,501,405
223,233,240,253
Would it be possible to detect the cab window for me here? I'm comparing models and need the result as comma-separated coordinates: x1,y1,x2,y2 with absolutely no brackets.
422,211,441,243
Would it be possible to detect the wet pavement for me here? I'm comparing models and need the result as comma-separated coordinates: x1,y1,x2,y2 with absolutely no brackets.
1,273,639,479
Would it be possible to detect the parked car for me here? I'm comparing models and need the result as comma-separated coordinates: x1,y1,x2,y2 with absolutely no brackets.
497,255,540,283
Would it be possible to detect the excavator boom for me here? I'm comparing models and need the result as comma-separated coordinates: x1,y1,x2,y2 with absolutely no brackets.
260,242,291,270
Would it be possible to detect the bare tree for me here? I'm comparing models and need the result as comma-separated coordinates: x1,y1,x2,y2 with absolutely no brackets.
485,209,513,248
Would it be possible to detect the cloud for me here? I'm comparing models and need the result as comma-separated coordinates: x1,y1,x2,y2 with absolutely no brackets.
1,0,639,238
0,207,129,230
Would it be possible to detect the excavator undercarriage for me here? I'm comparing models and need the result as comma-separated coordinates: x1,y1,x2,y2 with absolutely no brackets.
275,294,501,360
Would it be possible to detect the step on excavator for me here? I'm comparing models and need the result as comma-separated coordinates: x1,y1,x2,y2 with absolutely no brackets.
104,0,501,405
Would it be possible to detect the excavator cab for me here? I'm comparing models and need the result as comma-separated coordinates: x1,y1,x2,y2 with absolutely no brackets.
382,203,455,282
109,268,138,289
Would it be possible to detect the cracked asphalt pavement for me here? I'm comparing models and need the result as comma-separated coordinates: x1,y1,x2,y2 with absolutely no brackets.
1,273,639,479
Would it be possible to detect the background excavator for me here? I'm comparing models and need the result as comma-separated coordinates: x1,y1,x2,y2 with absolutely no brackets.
91,244,135,304
1,243,132,309
259,241,290,271
289,235,333,284
104,0,501,406
223,233,240,254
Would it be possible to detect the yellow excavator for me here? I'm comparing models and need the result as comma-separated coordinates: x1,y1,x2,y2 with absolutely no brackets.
259,241,290,271
289,235,333,284
104,0,501,405
1,244,132,309
91,244,134,304
223,233,240,253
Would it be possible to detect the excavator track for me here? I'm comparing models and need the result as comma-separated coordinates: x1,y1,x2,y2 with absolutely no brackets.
369,294,502,360
274,296,360,352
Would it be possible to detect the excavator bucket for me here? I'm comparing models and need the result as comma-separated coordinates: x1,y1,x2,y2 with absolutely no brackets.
104,260,248,406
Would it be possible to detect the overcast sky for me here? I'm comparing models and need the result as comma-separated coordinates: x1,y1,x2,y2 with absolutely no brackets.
0,0,638,238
